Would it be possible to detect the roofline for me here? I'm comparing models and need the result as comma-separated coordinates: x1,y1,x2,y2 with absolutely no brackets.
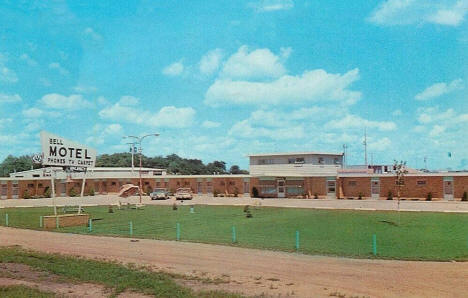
248,152,343,157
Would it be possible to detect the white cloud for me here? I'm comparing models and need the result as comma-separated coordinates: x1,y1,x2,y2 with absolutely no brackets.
417,107,467,125
205,68,361,107
118,95,140,106
368,137,392,151
202,120,221,128
83,27,102,41
99,103,196,128
73,85,97,93
392,109,403,116
39,93,93,110
427,1,468,25
86,123,123,145
229,119,305,140
162,60,184,76
220,45,287,80
250,0,294,12
415,79,464,100
22,108,43,118
0,66,18,83
429,125,446,137
199,49,224,75
369,0,468,26
19,54,38,66
0,93,21,103
326,114,397,131
48,62,69,75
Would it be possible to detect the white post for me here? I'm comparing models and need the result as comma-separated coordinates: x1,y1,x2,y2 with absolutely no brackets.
51,170,57,216
80,172,86,197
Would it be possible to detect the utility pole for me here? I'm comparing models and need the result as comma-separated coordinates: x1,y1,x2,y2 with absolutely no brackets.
126,142,136,172
123,134,159,203
342,144,347,169
363,128,368,167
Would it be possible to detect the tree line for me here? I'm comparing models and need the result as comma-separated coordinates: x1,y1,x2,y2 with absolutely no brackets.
0,153,249,177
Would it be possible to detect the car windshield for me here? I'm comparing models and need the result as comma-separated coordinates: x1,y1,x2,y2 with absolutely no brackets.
154,189,166,193
177,188,191,192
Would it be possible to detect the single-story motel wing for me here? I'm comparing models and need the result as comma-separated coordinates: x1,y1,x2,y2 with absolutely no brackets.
1,152,467,201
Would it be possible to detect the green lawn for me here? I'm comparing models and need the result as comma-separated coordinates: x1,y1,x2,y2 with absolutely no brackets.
0,285,55,298
1,205,467,261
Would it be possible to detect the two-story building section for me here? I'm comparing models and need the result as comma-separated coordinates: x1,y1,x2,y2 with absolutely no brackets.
248,152,344,198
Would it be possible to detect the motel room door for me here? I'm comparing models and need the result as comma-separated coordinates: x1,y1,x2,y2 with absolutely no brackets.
327,180,336,198
443,178,454,200
371,179,380,199
277,179,285,198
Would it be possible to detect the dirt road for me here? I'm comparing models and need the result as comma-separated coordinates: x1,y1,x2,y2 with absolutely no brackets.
1,227,467,297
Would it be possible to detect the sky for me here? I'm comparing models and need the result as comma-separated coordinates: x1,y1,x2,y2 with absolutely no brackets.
0,0,467,170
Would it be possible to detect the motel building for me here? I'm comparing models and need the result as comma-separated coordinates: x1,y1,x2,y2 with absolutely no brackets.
0,151,467,201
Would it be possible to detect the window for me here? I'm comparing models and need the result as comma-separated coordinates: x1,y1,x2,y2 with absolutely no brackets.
111,182,116,186
259,159,274,165
1,185,7,196
318,157,324,164
38,183,43,187
27,184,34,188
348,181,357,186
260,185,276,195
295,157,305,164
288,158,295,164
33,174,40,177
12,183,19,196
417,180,426,185
334,158,340,164
144,181,149,185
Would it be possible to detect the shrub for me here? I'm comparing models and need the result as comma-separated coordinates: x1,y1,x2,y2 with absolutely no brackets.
426,192,432,201
22,190,30,199
108,205,114,213
69,187,77,197
233,187,239,197
462,191,468,202
172,203,178,210
251,187,259,198
146,186,152,196
314,193,319,200
358,193,363,200
213,189,219,197
89,188,95,196
43,187,51,198
243,205,250,213
387,191,393,200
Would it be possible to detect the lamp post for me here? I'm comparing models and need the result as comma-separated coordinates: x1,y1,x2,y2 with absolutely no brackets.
126,142,137,172
123,134,159,203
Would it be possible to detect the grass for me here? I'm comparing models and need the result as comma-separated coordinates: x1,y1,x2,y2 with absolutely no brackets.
0,246,241,298
0,285,55,298
1,205,468,261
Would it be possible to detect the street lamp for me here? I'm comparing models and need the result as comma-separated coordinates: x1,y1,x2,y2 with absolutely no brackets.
123,133,159,203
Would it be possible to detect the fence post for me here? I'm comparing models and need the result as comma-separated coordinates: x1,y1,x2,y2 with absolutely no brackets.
56,216,59,229
190,206,194,213
295,230,300,251
372,234,377,256
88,219,92,232
5,213,8,227
176,223,180,241
129,221,133,236
39,216,43,228
232,226,237,243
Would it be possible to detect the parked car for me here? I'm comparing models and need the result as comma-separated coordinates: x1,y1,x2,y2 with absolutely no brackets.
150,188,170,200
175,188,193,200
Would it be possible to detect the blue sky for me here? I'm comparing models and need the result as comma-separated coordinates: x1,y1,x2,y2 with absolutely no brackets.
0,0,467,170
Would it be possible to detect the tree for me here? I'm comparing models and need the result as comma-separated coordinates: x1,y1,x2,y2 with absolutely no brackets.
229,165,249,174
0,155,41,177
394,160,408,225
